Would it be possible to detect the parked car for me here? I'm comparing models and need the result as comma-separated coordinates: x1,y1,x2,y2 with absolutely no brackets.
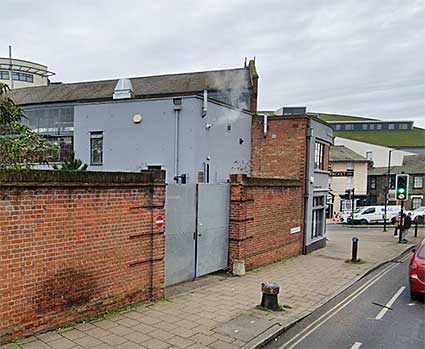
409,239,425,300
410,206,425,224
351,205,400,225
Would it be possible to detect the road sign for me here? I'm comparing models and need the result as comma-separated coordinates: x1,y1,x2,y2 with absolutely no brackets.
155,215,164,228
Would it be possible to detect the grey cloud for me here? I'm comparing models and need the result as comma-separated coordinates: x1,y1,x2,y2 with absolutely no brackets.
1,0,424,126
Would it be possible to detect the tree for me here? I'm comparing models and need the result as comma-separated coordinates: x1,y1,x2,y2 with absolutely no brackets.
0,82,57,168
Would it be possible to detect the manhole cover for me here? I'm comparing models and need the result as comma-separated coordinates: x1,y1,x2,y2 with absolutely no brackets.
213,314,275,342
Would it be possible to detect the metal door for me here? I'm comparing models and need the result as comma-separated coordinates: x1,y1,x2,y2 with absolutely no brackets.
164,184,196,286
196,184,230,277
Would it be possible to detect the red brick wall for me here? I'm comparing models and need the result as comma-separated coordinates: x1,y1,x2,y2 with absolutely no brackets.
228,175,304,271
0,170,165,343
251,115,308,180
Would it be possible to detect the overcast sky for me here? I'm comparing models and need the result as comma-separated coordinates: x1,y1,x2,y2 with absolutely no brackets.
2,0,424,126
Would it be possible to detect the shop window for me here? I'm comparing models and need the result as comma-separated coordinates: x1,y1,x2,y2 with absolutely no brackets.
312,196,325,239
0,71,9,80
90,132,103,165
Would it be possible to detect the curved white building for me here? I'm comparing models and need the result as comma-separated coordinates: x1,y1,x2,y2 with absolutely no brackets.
0,57,55,89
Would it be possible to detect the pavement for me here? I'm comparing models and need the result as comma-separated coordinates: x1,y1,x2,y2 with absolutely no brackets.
4,226,424,349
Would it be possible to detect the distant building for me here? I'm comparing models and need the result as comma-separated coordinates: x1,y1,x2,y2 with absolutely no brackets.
0,57,55,89
329,145,370,216
309,113,425,159
367,155,425,210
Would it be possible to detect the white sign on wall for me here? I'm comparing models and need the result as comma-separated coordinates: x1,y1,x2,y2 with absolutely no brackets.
290,226,301,234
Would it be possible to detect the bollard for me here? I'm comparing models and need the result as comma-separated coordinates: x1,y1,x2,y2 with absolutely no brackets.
415,220,418,238
352,237,359,263
261,282,280,310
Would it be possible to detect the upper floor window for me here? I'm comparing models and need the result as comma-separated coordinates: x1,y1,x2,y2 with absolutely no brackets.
0,71,9,80
90,131,103,165
366,151,373,161
314,142,325,170
370,176,376,189
413,176,423,189
11,71,33,83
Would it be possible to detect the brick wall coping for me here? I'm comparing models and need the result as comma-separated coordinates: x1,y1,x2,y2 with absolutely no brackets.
229,174,302,187
0,169,165,187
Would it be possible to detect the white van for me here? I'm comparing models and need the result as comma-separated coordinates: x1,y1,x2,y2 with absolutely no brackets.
350,205,401,224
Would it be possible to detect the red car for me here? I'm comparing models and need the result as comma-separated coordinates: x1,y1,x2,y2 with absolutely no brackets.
409,238,425,299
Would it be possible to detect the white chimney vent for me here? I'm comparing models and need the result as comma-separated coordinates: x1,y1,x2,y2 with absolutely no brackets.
113,78,134,99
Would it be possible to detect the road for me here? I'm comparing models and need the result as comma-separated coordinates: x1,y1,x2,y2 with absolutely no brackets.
266,250,424,349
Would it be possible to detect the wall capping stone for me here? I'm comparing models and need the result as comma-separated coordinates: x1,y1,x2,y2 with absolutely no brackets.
229,174,302,187
0,169,165,187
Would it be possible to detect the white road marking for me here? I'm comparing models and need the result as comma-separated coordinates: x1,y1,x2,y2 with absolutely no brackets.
375,286,406,320
278,262,399,349
350,342,362,349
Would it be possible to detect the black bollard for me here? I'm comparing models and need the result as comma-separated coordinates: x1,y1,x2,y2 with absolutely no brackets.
261,282,280,310
415,220,418,238
352,237,359,263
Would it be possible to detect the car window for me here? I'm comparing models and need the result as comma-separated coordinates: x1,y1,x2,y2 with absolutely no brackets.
417,245,425,260
363,208,375,214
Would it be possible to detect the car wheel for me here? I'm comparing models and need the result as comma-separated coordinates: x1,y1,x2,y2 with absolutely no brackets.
360,219,368,225
410,291,419,300
416,216,424,224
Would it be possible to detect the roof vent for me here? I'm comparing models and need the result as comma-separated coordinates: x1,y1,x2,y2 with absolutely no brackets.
113,78,134,99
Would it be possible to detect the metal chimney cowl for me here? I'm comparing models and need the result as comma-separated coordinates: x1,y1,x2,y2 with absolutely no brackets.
113,78,134,99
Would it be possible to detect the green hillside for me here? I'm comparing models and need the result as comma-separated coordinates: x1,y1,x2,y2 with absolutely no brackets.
334,128,425,147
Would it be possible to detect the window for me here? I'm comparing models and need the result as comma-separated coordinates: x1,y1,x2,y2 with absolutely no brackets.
335,124,341,131
388,124,395,130
389,175,396,189
376,124,382,130
370,176,376,189
369,124,375,130
366,151,373,161
0,71,9,80
312,196,325,239
46,136,73,162
362,124,368,130
11,71,33,83
90,132,103,165
22,106,74,135
412,197,422,210
314,142,325,170
413,176,423,189
345,124,353,130
399,123,408,130
363,208,375,214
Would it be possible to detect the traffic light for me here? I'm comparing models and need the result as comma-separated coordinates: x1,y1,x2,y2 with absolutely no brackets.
395,174,409,201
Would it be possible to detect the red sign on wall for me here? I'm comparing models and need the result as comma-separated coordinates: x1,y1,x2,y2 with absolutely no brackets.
155,215,164,228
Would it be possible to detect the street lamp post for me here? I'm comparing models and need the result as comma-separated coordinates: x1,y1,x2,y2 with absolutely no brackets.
383,150,393,232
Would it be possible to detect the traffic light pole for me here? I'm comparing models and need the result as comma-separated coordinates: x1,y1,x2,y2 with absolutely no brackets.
398,200,404,244
383,151,392,232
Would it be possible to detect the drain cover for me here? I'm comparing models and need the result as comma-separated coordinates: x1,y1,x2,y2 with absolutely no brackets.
214,314,276,342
